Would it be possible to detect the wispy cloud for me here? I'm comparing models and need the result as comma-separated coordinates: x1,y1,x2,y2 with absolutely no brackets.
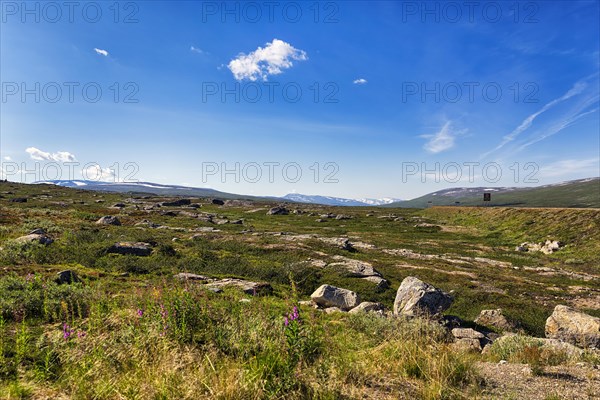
190,46,204,54
3,156,11,161
353,78,367,85
421,121,465,154
26,147,77,162
539,158,600,178
480,80,588,159
94,48,108,57
228,39,308,81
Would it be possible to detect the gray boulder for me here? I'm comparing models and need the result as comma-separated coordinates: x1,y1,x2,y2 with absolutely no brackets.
475,309,519,332
310,284,360,311
393,276,453,317
545,305,600,348
15,233,53,245
96,216,121,226
267,206,289,215
55,270,81,285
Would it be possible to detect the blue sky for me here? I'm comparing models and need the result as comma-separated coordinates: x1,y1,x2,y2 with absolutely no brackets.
1,1,599,199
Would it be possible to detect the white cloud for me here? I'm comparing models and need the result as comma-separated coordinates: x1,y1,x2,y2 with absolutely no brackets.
26,147,77,162
480,80,588,158
421,121,465,154
3,156,11,161
539,158,600,178
81,164,117,182
353,78,367,85
228,39,308,81
94,48,108,57
190,46,203,54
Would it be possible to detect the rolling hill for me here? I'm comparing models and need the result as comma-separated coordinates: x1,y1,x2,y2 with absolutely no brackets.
386,178,600,208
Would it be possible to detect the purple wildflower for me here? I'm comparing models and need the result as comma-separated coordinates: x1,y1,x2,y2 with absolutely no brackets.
284,317,289,326
63,323,74,340
137,309,144,317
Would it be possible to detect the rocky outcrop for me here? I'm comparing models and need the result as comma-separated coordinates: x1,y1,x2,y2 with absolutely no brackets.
96,216,121,226
310,284,361,311
328,256,381,278
545,305,600,348
107,242,153,256
393,276,453,317
211,199,225,205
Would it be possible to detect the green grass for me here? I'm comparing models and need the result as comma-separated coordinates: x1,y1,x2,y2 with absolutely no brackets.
0,180,599,399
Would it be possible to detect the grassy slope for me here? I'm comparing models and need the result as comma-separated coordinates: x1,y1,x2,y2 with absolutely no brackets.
388,178,600,208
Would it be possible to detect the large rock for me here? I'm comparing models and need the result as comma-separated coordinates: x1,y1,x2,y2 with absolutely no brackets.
15,233,54,245
545,305,600,348
393,276,453,317
310,284,360,311
516,240,563,254
107,242,153,256
475,309,518,332
205,278,272,296
96,216,121,226
267,206,289,215
211,199,225,205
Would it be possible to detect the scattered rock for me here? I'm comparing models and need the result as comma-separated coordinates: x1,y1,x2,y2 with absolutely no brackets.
55,270,81,285
335,214,352,220
28,228,45,235
230,219,243,225
208,287,223,294
174,273,211,281
107,242,153,256
111,203,126,208
324,307,343,314
211,199,225,205
96,216,121,226
161,199,191,207
267,206,289,215
205,279,273,296
545,305,600,348
349,302,385,314
10,197,27,203
310,284,360,311
135,219,161,228
516,240,564,254
475,309,519,332
393,276,453,317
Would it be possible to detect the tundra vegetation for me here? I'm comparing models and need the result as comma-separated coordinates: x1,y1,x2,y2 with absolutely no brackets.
0,181,598,399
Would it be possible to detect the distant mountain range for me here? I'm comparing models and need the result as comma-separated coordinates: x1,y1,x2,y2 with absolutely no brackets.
281,193,402,207
35,177,599,208
384,177,600,208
